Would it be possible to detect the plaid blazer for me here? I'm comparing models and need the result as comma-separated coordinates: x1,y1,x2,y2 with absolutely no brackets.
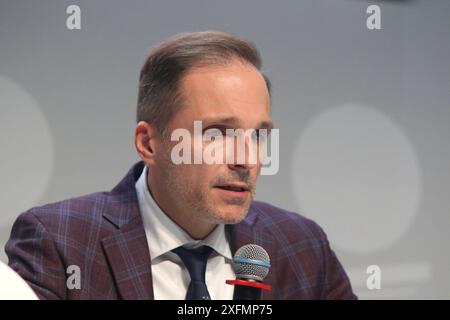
5,161,356,300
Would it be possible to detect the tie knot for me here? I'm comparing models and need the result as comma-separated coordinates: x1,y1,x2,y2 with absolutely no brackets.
172,246,213,283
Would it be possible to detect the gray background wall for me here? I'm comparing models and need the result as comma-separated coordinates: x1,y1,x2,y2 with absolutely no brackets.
1,0,449,299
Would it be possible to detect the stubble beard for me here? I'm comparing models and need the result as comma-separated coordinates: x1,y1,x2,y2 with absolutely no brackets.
164,167,254,226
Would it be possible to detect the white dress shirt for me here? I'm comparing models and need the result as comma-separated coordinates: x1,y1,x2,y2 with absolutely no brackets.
135,165,235,300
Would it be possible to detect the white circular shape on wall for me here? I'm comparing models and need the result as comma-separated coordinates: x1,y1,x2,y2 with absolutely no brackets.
292,104,422,254
0,75,54,226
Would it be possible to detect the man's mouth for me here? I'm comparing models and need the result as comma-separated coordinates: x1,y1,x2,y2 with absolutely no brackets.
213,183,250,198
214,183,249,192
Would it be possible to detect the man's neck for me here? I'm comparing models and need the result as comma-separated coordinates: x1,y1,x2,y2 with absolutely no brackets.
147,170,217,240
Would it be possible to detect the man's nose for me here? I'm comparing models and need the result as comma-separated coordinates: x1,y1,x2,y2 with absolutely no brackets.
227,134,258,171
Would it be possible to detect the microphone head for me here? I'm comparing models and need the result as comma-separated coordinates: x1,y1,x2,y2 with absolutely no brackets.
232,244,271,282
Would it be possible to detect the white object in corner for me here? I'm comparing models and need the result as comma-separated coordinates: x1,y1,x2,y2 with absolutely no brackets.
0,261,38,300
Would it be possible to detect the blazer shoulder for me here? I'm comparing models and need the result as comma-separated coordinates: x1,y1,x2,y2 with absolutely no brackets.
250,200,327,242
18,191,111,235
250,201,356,300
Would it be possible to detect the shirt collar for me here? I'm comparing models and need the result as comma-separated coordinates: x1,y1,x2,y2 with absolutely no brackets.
135,165,233,262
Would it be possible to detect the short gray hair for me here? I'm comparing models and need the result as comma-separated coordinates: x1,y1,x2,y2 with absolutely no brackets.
136,31,271,136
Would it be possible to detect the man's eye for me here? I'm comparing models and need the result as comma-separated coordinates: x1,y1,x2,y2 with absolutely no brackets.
251,130,259,141
203,128,224,138
253,129,269,143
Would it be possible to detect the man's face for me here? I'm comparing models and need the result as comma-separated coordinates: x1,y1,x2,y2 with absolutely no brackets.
155,61,272,226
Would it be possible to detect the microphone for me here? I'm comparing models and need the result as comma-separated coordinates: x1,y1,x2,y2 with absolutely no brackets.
226,244,272,300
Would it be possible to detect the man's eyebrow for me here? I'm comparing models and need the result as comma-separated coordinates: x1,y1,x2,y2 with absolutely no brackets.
200,116,274,130
258,120,274,130
201,116,239,126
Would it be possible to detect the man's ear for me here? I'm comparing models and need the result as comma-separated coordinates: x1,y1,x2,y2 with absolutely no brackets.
135,121,160,165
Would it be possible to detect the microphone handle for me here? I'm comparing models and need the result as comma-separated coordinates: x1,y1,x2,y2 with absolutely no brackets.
233,284,261,300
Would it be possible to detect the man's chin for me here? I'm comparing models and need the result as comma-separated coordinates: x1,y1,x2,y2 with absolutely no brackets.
210,206,251,225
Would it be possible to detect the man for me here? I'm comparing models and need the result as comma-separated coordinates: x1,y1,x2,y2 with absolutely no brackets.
5,31,356,299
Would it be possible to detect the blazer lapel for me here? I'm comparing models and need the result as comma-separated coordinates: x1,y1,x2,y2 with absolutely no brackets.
228,204,277,300
101,162,154,300
101,216,153,300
